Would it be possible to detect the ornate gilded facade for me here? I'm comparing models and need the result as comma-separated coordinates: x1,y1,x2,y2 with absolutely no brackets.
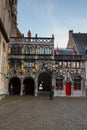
8,34,86,97
8,34,55,96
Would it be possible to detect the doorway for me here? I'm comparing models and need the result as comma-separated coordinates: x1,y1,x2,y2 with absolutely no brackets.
38,72,51,91
66,83,71,96
23,77,34,95
9,77,21,95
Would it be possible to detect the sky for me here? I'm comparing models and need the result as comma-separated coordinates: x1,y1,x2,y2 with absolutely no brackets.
17,0,87,48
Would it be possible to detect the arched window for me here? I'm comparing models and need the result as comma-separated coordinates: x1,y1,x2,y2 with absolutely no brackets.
39,47,44,54
46,47,51,54
17,46,22,54
11,46,16,54
45,47,48,54
24,46,29,54
30,47,35,54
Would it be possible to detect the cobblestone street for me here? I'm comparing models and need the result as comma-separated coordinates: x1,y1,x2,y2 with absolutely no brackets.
0,96,87,130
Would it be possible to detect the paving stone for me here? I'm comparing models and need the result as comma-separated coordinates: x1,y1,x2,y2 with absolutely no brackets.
0,96,87,130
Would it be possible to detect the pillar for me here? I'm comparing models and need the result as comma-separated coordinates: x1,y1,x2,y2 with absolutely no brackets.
34,77,38,96
20,78,23,96
52,72,56,96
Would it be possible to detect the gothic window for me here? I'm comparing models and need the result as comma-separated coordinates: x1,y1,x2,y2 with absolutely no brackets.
64,61,68,68
56,78,63,90
58,61,62,68
39,47,44,54
17,46,22,54
74,78,81,90
45,47,49,54
24,60,29,67
73,62,76,68
44,47,52,54
24,60,34,67
10,60,15,67
67,62,71,68
11,46,16,54
30,47,35,54
24,46,29,54
76,62,80,68
49,48,52,54
15,60,21,67
80,61,84,68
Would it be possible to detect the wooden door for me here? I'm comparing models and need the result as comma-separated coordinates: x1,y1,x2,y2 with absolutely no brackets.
66,83,71,96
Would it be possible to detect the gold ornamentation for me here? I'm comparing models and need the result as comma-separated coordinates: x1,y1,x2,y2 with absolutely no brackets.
7,64,11,72
19,65,25,73
32,64,38,73
8,48,10,54
22,47,24,54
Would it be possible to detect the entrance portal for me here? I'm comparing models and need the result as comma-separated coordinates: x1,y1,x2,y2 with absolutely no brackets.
23,77,34,95
9,77,21,95
66,83,71,96
38,72,51,91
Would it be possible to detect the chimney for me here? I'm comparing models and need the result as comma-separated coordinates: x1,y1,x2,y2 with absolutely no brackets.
69,30,73,33
27,30,31,38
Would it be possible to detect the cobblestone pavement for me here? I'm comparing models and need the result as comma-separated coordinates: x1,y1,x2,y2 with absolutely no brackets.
0,96,87,130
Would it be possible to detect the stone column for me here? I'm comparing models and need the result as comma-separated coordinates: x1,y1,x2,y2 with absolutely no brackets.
52,72,56,96
34,77,38,96
20,77,23,96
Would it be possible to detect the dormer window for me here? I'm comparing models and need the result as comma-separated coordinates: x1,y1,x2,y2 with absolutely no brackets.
84,47,87,53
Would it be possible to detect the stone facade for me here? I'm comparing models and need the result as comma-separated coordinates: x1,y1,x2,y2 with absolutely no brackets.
54,50,85,96
0,0,18,98
8,35,55,96
67,30,87,93
8,34,86,97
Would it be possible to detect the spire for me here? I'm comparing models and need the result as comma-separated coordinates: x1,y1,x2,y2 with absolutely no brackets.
56,44,59,55
27,30,31,38
72,48,77,55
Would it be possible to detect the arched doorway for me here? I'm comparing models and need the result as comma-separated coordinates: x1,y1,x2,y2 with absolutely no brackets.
23,77,34,95
38,72,51,91
9,77,21,95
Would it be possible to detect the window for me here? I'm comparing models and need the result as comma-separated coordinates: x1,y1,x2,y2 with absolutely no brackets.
74,78,81,90
80,61,84,68
17,46,22,54
24,46,29,54
67,62,71,68
39,47,44,54
11,46,16,54
10,60,15,67
76,62,80,68
73,62,76,68
45,47,48,54
44,47,51,54
58,61,62,68
30,47,35,54
15,60,21,67
64,61,67,68
24,60,35,67
56,78,63,90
